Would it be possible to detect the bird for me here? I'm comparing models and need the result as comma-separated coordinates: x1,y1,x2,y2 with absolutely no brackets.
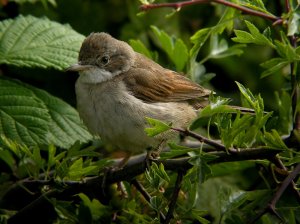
67,32,212,167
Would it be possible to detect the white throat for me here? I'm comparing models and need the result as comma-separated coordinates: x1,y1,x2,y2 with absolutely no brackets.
78,67,121,84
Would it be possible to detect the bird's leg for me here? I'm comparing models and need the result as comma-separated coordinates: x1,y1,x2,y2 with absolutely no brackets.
116,152,132,169
145,140,166,169
116,152,132,198
101,152,132,198
151,140,166,159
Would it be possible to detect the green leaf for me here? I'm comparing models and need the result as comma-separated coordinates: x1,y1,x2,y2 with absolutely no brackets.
214,7,237,34
232,21,274,47
0,147,15,171
129,39,153,59
144,117,171,137
149,196,164,212
11,0,57,7
262,129,288,150
274,39,300,61
190,28,212,59
0,15,84,70
151,26,173,55
32,146,44,169
0,79,51,146
0,78,92,147
188,157,212,183
160,143,196,159
28,87,92,148
191,211,210,224
172,38,189,71
199,96,236,118
77,193,106,221
145,163,170,190
208,35,244,59
288,11,300,36
274,91,293,134
235,82,258,110
68,158,97,180
240,0,270,14
151,26,188,71
260,58,290,78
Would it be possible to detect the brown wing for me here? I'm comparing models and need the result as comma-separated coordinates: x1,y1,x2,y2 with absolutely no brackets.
122,54,211,105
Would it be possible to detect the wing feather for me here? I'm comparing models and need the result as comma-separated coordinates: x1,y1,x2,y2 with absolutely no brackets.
122,54,211,104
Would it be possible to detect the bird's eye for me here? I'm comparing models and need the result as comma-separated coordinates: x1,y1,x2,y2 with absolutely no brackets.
98,55,109,65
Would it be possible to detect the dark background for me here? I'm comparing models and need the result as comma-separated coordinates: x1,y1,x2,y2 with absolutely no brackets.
1,0,287,110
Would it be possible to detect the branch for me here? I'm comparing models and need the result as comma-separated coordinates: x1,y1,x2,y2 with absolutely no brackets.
4,147,280,201
172,127,232,152
140,0,281,22
250,163,300,223
131,179,166,221
4,147,281,222
163,170,185,224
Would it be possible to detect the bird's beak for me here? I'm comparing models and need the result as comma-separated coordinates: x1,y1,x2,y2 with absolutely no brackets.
65,63,93,72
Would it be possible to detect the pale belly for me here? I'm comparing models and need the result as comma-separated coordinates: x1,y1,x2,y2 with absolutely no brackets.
75,79,197,153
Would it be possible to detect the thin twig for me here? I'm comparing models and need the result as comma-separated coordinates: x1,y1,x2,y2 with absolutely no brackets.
131,179,166,221
270,163,300,208
285,0,290,12
163,170,185,224
172,127,237,153
250,163,300,223
140,0,281,22
271,156,300,202
4,147,281,200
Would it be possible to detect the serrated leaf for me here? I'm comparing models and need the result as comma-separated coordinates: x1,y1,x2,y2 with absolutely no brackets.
235,82,257,109
129,39,153,59
68,158,97,179
77,193,105,221
0,78,92,147
188,155,212,183
199,97,236,117
288,11,300,36
172,38,189,71
262,129,288,150
32,146,44,169
190,28,212,59
0,147,15,171
28,87,92,148
151,26,173,55
149,196,164,211
214,7,237,34
151,26,188,71
11,0,57,7
0,15,84,70
0,79,51,146
145,117,171,137
232,21,274,47
160,142,196,159
260,58,290,78
274,39,300,61
241,1,270,14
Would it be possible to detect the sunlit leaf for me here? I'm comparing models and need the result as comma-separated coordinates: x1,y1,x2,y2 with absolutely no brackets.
0,78,92,147
232,21,274,47
151,26,189,71
288,11,300,36
262,129,289,150
260,58,290,78
145,117,171,137
0,15,84,70
129,39,154,59
0,79,51,146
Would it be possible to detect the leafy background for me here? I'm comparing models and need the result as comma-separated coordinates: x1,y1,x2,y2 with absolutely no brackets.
0,0,299,224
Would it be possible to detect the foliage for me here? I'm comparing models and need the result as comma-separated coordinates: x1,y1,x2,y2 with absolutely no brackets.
0,0,300,224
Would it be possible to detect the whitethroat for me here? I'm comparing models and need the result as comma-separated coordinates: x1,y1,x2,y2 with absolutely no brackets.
67,32,212,167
